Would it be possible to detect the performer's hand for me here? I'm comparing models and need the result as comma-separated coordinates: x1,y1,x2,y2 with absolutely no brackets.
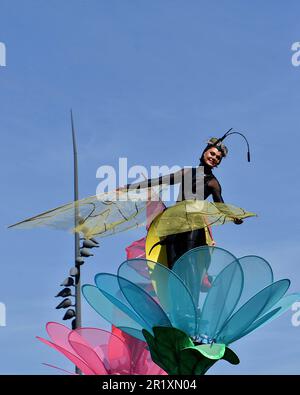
116,186,127,193
233,218,243,225
210,240,217,246
115,186,126,199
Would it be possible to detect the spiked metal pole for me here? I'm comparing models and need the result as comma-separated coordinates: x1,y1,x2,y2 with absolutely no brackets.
71,110,82,374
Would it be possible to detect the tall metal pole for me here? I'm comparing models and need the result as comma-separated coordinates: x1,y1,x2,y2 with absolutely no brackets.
71,110,82,374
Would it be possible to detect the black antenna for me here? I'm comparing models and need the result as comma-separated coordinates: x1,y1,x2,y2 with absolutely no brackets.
214,128,251,162
214,128,233,144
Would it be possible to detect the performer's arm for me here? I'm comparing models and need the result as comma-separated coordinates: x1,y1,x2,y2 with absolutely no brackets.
125,168,184,189
210,178,224,203
210,178,243,224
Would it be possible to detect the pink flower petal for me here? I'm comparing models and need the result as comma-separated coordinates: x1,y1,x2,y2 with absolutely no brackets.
37,336,95,375
68,336,108,375
73,328,130,374
42,362,77,375
46,322,75,355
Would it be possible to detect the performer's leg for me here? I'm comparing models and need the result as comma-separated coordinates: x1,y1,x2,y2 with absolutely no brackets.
185,229,207,250
165,235,178,269
166,229,207,269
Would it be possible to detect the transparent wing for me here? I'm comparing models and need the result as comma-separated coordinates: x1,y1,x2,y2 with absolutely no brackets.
217,279,290,344
153,200,257,237
198,261,243,340
118,258,197,337
8,187,165,239
172,246,238,311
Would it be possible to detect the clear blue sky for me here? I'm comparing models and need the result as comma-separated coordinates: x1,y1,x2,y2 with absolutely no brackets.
1,0,300,374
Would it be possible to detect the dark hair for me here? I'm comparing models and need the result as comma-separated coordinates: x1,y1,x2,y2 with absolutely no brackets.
199,138,228,165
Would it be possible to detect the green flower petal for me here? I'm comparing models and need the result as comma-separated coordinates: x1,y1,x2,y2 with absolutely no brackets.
143,327,240,375
179,348,217,375
142,329,168,372
142,327,194,375
152,326,194,350
222,347,240,365
183,343,226,360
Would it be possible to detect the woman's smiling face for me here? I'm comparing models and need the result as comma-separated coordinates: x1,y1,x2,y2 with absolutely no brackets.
203,147,223,168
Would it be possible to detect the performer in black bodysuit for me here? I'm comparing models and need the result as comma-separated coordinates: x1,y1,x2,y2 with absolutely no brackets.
126,132,249,268
162,138,242,268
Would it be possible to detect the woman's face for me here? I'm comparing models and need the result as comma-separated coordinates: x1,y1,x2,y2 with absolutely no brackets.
203,147,223,168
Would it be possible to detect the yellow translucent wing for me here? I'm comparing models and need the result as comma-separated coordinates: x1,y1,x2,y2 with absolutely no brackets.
8,187,164,239
152,200,257,237
9,184,256,241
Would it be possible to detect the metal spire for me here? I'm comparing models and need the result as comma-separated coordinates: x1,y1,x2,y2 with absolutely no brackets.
70,110,82,374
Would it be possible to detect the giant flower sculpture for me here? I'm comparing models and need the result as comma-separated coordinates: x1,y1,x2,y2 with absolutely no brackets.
37,322,165,375
82,246,300,375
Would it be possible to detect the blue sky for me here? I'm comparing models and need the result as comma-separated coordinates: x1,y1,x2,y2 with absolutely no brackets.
0,0,300,374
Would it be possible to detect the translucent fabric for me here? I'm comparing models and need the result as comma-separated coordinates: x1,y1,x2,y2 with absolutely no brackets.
117,327,147,342
239,309,280,340
122,259,152,282
46,321,77,354
152,200,256,237
111,326,165,374
145,199,166,229
124,199,165,260
82,246,299,350
8,187,166,239
172,246,238,311
232,255,273,313
171,248,285,342
216,280,291,344
198,261,243,340
37,336,95,375
95,273,165,332
68,339,110,374
94,274,148,327
42,363,77,375
82,283,146,341
118,259,197,336
37,322,166,375
238,293,300,340
9,191,255,239
125,237,146,259
118,275,172,329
